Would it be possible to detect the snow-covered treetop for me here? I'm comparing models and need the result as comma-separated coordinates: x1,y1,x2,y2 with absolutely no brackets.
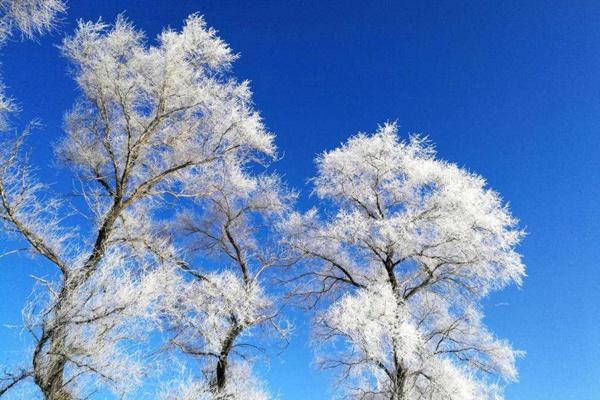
286,122,524,300
58,13,275,209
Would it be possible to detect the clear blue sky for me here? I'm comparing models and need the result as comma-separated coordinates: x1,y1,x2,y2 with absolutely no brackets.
1,1,599,399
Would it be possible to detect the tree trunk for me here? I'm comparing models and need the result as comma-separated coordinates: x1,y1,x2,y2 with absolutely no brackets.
384,254,407,400
391,367,406,400
34,334,73,400
33,284,75,400
213,324,242,393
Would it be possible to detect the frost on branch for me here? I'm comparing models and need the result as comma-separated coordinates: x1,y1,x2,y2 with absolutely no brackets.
160,362,270,400
23,249,179,397
0,13,278,399
0,0,65,41
281,123,525,400
0,81,14,130
0,130,74,271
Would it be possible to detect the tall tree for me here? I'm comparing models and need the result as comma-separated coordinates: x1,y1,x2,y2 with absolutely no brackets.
0,14,275,399
281,123,525,400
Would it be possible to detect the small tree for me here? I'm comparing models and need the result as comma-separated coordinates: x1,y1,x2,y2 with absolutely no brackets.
0,14,275,399
281,123,525,400
160,166,295,400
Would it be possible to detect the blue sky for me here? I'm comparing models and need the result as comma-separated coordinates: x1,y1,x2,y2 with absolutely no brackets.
1,1,599,399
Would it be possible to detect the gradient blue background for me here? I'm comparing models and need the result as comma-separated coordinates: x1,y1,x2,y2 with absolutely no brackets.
1,1,599,399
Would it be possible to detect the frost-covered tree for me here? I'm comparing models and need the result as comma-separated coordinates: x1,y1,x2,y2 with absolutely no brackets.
281,123,525,400
0,14,275,399
159,165,295,399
